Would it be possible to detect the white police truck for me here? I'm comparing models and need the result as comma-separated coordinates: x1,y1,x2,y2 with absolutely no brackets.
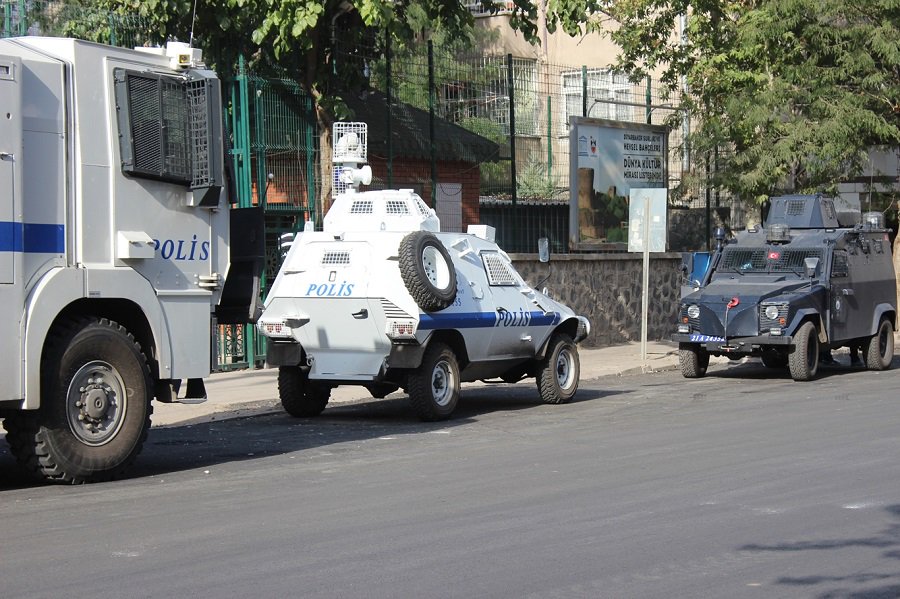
0,38,263,482
257,123,590,421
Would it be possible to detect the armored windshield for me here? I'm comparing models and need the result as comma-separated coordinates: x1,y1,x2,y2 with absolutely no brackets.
717,247,825,275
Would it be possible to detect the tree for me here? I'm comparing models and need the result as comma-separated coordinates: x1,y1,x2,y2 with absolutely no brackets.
80,0,601,212
602,0,900,202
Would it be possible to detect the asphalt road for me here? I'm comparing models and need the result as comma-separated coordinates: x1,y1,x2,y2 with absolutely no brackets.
2,361,900,599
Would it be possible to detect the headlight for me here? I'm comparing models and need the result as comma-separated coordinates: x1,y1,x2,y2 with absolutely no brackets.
686,304,700,319
764,305,780,320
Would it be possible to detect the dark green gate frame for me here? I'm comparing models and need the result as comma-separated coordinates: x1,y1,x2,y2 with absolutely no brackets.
219,59,319,371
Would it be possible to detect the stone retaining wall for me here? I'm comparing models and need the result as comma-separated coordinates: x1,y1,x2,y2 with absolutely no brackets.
510,253,683,348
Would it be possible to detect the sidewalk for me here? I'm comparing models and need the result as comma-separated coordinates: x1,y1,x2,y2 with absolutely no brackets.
152,334,893,428
151,340,689,427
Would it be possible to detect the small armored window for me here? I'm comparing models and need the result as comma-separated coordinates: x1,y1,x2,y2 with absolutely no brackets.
321,250,351,266
385,200,409,214
350,200,373,214
415,198,431,217
831,251,849,278
482,252,518,286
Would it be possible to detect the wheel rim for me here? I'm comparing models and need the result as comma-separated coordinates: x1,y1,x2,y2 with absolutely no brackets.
422,245,452,290
430,359,455,407
556,348,576,390
66,360,128,446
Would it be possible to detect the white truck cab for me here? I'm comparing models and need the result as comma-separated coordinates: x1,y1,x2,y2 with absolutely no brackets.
0,38,263,482
258,123,590,421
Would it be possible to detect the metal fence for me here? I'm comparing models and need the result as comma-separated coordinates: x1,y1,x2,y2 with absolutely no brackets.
342,37,740,252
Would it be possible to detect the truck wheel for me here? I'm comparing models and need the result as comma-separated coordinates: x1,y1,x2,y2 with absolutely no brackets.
865,319,894,371
408,342,459,421
278,366,330,417
788,321,819,381
761,349,788,369
4,318,152,483
537,333,580,404
678,344,709,378
399,231,457,312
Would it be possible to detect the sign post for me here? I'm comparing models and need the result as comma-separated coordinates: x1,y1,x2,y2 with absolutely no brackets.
628,188,667,364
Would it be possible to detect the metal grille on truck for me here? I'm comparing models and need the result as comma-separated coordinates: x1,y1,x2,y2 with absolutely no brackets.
321,250,351,266
759,304,789,330
482,253,517,286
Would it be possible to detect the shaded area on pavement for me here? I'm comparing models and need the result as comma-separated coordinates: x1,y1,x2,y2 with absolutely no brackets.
0,385,612,491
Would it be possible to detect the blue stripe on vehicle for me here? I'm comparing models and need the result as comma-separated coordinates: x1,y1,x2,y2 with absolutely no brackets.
0,221,64,253
418,310,560,330
418,311,497,329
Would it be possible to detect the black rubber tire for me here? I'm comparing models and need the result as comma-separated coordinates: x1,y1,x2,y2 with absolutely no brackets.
4,318,152,484
678,344,709,378
865,318,894,371
537,333,580,404
398,231,457,312
408,342,459,421
788,321,819,381
761,349,788,369
278,366,330,417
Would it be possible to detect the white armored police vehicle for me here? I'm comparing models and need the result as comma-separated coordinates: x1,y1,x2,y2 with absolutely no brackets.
674,194,896,381
257,123,590,421
0,38,263,482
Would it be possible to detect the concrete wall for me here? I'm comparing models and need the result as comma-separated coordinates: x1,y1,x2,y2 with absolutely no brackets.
510,253,683,348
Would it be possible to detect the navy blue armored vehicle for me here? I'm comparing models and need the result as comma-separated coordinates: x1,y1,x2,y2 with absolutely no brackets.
673,194,896,381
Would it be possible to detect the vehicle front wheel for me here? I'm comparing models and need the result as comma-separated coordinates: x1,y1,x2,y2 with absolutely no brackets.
3,318,153,483
788,321,819,381
278,366,330,417
537,333,580,404
408,342,459,421
865,318,894,371
678,344,709,378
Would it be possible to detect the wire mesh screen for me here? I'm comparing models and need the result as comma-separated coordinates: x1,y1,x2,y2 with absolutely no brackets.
187,79,212,188
246,75,319,217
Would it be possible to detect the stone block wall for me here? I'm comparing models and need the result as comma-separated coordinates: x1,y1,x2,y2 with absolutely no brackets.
510,253,683,348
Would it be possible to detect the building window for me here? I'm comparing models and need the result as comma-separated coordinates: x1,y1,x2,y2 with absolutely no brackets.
464,2,515,17
440,57,537,137
561,69,632,124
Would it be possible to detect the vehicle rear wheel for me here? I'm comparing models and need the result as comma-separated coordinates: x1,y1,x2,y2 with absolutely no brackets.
537,333,580,404
398,231,457,312
761,349,788,369
408,342,459,421
4,318,152,483
678,344,709,378
788,321,819,381
278,366,330,417
865,318,894,371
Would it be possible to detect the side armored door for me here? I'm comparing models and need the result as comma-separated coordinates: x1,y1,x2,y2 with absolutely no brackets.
829,249,852,343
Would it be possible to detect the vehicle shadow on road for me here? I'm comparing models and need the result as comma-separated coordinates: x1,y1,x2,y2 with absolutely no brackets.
740,503,900,597
0,386,614,490
705,355,900,381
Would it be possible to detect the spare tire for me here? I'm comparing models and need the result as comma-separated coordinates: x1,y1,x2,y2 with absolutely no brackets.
399,231,457,312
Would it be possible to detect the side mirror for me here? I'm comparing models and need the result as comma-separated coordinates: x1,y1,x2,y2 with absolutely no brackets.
538,237,550,263
804,256,819,278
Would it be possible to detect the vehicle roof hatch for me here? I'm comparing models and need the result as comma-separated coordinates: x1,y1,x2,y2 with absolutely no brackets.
765,194,841,229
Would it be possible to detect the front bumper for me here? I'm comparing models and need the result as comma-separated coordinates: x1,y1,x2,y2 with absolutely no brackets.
672,333,793,355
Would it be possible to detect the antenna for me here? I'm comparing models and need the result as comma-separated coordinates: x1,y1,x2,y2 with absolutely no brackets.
189,0,199,47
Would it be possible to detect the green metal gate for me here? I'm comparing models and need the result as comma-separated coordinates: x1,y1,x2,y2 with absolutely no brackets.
218,60,320,370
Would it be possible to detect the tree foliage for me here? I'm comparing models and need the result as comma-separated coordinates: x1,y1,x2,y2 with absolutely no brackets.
603,0,900,201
